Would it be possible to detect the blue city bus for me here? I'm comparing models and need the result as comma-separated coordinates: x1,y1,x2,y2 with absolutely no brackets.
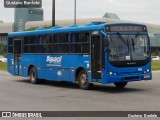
7,22,152,89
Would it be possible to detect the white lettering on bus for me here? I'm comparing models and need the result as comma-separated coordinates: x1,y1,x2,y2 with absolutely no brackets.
46,56,62,64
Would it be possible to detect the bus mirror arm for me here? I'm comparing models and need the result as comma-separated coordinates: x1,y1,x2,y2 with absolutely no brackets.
104,48,108,53
100,30,107,37
100,30,109,47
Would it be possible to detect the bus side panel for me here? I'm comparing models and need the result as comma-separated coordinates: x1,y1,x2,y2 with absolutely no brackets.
21,66,29,77
19,54,91,82
57,69,73,81
20,55,40,78
38,67,59,81
60,55,91,82
69,69,76,82
37,67,75,82
7,54,14,75
44,55,91,82
59,69,75,82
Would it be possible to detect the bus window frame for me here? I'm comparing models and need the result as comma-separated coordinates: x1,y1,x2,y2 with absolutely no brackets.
9,31,92,55
8,37,14,54
70,32,90,55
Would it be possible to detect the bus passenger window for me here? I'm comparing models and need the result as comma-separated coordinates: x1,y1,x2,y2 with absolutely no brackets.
24,36,37,53
37,35,52,53
53,34,69,53
8,38,13,53
71,33,90,54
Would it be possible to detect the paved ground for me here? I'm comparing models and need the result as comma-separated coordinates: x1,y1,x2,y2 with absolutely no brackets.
0,71,160,120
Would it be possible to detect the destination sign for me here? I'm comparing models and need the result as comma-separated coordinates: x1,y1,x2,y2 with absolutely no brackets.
106,26,146,32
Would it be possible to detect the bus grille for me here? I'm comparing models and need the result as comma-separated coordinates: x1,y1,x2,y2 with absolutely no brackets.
123,76,141,81
121,71,142,75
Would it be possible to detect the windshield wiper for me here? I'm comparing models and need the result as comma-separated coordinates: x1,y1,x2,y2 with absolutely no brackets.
132,32,140,52
131,38,135,51
117,32,129,46
135,32,140,39
117,33,130,53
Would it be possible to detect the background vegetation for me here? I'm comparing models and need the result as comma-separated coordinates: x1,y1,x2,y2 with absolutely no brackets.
0,44,7,57
152,61,160,71
25,26,52,31
0,62,7,71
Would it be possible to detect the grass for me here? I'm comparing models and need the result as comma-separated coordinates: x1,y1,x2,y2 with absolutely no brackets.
0,62,7,71
0,61,160,71
152,60,160,71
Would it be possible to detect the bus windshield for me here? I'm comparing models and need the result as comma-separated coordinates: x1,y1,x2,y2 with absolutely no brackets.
108,34,150,61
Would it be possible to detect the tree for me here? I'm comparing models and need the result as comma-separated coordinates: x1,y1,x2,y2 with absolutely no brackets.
0,44,7,57
25,26,52,31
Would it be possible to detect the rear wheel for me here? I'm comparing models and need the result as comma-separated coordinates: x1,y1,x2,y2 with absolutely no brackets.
78,70,92,90
114,82,128,88
29,67,40,84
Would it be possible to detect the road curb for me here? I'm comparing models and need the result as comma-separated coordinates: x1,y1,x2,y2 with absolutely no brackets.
152,71,160,72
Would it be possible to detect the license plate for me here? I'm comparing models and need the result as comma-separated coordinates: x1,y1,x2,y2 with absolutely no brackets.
144,75,151,79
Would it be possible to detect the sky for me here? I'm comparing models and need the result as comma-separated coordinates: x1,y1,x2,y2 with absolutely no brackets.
0,0,160,25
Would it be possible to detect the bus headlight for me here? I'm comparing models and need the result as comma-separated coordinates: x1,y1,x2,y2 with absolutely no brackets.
147,69,150,72
144,69,150,73
109,72,117,75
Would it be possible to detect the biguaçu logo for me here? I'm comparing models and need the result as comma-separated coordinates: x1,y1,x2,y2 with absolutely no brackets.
46,56,62,66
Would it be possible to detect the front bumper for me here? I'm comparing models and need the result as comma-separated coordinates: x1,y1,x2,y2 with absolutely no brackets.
102,73,152,84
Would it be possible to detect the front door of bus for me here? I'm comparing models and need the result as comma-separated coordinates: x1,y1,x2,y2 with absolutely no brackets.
91,35,102,80
14,39,22,75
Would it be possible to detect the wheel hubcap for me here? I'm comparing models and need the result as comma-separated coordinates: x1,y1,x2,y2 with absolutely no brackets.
80,74,87,85
31,70,36,81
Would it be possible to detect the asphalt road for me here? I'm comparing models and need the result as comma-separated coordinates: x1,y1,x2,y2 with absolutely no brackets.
0,71,160,120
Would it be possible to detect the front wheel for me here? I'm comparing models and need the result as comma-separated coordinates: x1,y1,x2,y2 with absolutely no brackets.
29,67,40,84
78,70,92,90
114,82,128,88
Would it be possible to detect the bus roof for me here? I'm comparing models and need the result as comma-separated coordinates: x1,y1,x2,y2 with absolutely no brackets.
8,22,146,37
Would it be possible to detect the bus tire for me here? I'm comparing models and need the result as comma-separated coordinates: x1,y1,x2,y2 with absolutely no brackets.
29,67,39,84
114,82,128,88
78,70,92,90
